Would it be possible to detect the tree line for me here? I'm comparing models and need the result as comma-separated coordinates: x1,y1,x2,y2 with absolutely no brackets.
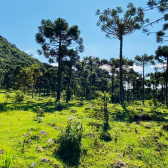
1,1,168,107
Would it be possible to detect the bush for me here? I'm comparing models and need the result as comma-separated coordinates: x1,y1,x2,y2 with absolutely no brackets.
0,102,7,111
56,116,83,159
54,100,64,111
36,106,44,117
14,90,24,103
45,97,53,105
5,92,11,103
33,106,44,123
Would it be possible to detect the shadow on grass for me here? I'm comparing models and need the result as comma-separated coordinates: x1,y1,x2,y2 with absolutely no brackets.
0,101,57,113
53,152,80,168
111,104,168,123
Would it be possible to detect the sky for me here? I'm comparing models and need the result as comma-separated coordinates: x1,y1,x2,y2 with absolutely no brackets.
0,0,166,74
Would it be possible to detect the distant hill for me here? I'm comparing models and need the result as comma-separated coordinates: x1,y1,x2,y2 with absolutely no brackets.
0,35,42,67
0,35,44,87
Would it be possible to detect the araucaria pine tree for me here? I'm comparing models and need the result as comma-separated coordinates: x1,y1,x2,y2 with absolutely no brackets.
35,18,84,101
96,3,146,104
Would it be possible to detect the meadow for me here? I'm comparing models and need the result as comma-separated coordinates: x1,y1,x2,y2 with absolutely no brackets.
0,90,168,168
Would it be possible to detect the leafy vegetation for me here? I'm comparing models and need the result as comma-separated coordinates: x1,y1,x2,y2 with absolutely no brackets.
0,91,168,167
1,0,168,167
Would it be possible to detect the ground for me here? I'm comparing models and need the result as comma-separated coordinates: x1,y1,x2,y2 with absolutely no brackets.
0,90,168,168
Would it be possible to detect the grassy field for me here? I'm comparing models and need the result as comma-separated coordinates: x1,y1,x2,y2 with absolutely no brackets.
0,90,168,168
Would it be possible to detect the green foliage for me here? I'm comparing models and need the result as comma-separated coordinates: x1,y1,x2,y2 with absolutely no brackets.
96,91,110,125
33,106,44,123
4,152,12,168
54,100,64,111
0,101,7,111
56,116,83,159
0,36,42,88
45,97,54,106
5,92,11,103
36,106,44,117
100,131,112,141
14,90,24,103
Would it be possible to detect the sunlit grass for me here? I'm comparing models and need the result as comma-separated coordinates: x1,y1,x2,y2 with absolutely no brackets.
0,90,168,167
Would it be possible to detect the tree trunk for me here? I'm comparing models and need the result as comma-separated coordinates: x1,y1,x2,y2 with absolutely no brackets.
66,65,72,102
57,40,62,102
119,34,123,105
143,61,144,105
111,73,114,103
166,58,168,108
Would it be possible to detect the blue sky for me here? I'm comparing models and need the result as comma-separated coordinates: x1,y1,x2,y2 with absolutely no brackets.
0,0,165,73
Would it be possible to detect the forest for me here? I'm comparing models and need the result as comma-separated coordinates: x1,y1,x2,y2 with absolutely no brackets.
1,1,168,168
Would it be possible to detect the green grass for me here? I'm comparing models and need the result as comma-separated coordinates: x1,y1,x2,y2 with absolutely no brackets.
0,91,168,167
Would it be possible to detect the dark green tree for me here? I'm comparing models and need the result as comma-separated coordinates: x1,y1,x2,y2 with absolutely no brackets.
35,18,84,101
144,0,168,42
96,3,145,104
65,49,80,102
134,54,155,105
155,46,168,107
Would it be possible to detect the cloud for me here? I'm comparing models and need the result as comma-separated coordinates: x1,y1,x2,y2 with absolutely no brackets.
130,65,143,72
99,64,111,72
100,64,144,73
25,50,32,53
33,55,39,57
150,64,166,69
51,63,58,67
146,76,150,80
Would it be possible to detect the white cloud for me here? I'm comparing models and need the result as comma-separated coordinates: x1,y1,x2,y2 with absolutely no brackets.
130,65,143,72
33,55,39,57
100,64,144,73
146,76,150,80
150,64,166,69
25,50,32,53
99,64,111,72
51,63,58,67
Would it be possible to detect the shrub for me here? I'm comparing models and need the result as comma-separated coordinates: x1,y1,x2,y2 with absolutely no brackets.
33,106,44,123
100,132,112,141
36,106,44,117
14,90,24,103
0,102,7,111
45,97,53,105
6,88,13,93
5,92,11,103
54,100,64,111
56,116,83,159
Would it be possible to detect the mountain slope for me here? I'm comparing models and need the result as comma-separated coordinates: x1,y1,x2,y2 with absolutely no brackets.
0,35,42,67
0,35,43,85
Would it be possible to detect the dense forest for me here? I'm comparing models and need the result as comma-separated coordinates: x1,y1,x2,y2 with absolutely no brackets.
1,1,168,168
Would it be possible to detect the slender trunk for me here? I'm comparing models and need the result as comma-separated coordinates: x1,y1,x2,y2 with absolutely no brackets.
162,85,164,104
153,84,155,101
148,86,150,100
143,61,144,105
111,73,114,103
56,39,62,102
66,64,72,102
166,58,168,107
133,81,135,102
119,34,123,105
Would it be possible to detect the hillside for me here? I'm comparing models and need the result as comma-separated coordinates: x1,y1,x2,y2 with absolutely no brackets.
0,35,42,72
